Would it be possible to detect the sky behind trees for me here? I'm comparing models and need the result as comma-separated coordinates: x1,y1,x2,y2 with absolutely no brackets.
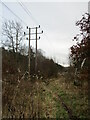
0,1,88,66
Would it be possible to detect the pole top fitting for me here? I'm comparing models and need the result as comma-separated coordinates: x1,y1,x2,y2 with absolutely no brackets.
24,32,26,36
27,26,28,29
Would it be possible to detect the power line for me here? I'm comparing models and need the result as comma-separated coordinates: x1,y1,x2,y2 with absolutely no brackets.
1,0,49,57
0,0,27,26
18,1,32,19
17,0,39,26
18,1,48,47
17,0,47,40
20,2,48,37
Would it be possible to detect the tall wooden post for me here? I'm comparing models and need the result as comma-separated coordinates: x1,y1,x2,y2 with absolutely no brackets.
35,27,37,74
16,30,18,52
24,25,43,78
28,28,31,78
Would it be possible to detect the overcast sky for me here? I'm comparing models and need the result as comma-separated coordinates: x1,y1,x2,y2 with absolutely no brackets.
0,1,88,66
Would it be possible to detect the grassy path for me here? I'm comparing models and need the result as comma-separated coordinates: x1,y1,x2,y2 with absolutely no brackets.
40,82,73,119
38,76,88,119
39,80,76,119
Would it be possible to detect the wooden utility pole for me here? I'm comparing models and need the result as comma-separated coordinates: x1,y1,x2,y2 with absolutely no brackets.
11,36,15,53
24,26,31,79
24,25,43,78
16,30,18,52
35,27,38,74
35,26,43,74
28,28,31,78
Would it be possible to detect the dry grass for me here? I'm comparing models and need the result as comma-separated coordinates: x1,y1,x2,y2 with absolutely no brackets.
2,73,89,119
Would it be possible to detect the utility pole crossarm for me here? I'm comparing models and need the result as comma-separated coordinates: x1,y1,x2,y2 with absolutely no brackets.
24,31,43,35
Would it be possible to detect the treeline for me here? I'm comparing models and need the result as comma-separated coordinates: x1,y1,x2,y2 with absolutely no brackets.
2,47,63,80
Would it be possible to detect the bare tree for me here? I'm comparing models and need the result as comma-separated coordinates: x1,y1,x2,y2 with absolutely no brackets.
2,20,23,52
12,21,23,52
